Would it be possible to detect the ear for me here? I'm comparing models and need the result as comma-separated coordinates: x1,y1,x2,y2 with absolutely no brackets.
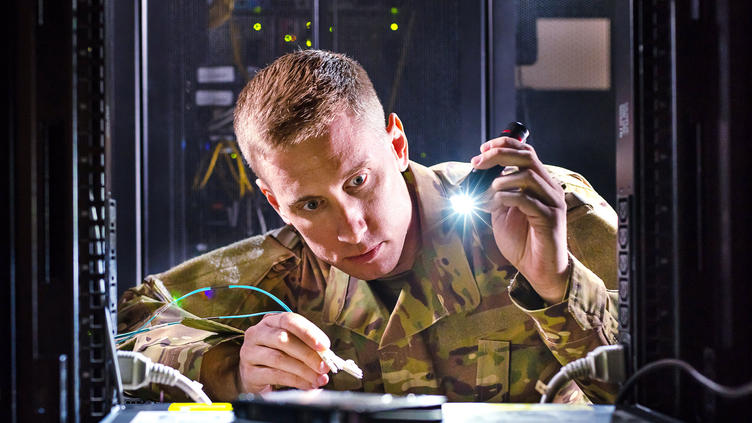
256,178,291,224
386,113,409,172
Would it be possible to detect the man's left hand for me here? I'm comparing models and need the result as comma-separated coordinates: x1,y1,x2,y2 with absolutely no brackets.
472,136,569,304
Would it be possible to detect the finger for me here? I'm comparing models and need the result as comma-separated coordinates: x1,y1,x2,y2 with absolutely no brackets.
472,146,539,172
240,362,327,391
473,144,561,192
488,190,555,221
253,324,330,374
491,169,565,209
263,312,331,352
480,136,527,152
240,343,326,386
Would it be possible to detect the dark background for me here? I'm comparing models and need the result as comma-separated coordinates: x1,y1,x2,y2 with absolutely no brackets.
111,0,617,293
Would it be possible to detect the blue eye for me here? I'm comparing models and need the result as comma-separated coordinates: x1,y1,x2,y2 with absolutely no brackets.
302,200,320,211
349,173,367,187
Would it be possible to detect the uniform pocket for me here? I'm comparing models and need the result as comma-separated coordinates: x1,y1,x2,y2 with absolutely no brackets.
475,339,510,402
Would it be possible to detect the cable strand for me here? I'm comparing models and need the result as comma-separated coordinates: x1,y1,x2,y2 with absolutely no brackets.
616,358,752,404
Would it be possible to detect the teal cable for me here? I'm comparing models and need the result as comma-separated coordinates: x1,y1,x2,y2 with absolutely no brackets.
137,287,212,330
114,321,181,341
226,285,292,312
115,311,286,344
118,284,292,345
206,310,284,320
136,284,291,331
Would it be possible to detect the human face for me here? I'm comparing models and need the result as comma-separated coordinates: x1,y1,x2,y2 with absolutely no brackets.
256,112,417,280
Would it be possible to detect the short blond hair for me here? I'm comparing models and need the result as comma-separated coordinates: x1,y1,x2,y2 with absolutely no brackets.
234,50,385,175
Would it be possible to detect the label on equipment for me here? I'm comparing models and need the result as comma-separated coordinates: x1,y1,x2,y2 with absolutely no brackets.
197,66,235,83
195,90,233,106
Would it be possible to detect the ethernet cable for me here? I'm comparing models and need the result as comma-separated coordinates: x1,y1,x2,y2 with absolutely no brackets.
539,345,626,403
540,344,752,404
117,350,212,404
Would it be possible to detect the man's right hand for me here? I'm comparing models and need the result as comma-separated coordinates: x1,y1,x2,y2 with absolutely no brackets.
238,312,332,393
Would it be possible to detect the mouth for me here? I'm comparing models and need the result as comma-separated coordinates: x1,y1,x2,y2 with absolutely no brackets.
345,242,384,264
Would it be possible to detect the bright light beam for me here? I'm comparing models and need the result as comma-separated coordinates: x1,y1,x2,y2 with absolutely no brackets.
442,190,493,238
449,193,477,216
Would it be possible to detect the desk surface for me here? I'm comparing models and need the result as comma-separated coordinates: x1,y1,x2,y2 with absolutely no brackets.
105,402,625,423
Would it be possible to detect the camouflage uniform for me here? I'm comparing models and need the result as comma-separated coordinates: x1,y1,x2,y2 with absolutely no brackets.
118,161,619,403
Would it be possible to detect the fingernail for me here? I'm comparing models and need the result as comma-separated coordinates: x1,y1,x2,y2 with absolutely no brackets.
317,374,329,386
319,361,328,373
471,156,479,165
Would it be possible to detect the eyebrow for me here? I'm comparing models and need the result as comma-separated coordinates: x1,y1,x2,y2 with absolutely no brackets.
288,159,370,207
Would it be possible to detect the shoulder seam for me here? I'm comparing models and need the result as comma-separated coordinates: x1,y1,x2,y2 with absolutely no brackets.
272,225,301,251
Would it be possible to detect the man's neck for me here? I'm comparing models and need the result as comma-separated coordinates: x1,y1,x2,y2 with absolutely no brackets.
382,176,421,278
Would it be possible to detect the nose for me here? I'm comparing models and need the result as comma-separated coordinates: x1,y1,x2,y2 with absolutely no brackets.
336,201,367,244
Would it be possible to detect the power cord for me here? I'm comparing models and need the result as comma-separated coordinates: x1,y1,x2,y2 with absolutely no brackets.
539,345,626,403
540,345,752,404
615,358,752,404
117,351,212,404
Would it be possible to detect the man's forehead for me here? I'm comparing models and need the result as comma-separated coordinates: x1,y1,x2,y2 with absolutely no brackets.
258,112,387,191
259,136,375,197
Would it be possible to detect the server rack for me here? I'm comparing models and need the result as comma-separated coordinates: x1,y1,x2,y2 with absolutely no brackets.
7,0,120,421
132,0,616,280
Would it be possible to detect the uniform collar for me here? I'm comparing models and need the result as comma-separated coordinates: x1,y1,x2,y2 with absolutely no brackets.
322,161,481,348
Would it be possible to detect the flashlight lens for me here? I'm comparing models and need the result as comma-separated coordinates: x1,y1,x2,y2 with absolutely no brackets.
450,193,476,215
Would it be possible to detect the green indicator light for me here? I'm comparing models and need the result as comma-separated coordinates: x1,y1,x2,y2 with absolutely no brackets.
253,22,262,31
306,39,312,47
329,26,334,32
390,22,399,31
306,21,311,29
231,153,237,159
252,6,262,14
391,7,399,15
420,152,427,158
284,34,292,42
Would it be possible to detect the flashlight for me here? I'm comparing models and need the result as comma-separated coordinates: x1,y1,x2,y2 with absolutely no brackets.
450,122,530,216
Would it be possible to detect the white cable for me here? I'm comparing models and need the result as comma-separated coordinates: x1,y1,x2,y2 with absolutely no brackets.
540,345,626,403
117,350,212,404
318,348,363,379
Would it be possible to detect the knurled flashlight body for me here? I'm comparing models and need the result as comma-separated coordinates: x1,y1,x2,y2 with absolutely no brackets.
461,121,530,195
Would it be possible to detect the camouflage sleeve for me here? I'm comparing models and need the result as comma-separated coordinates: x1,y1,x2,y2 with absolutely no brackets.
509,255,619,402
507,166,620,403
117,228,301,402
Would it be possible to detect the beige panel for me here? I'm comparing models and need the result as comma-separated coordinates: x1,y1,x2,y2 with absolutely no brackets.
518,18,610,90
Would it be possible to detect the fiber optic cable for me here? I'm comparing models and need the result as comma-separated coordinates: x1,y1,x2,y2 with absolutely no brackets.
114,311,284,344
117,283,363,380
136,284,291,332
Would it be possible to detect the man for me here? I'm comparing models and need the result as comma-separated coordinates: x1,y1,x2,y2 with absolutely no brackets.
118,50,619,403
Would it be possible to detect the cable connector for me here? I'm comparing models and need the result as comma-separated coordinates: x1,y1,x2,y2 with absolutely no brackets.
540,344,625,403
117,350,212,404
590,344,626,383
318,349,363,379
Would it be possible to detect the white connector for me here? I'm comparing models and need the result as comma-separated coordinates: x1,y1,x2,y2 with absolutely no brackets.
318,349,363,379
539,344,626,403
117,350,212,404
